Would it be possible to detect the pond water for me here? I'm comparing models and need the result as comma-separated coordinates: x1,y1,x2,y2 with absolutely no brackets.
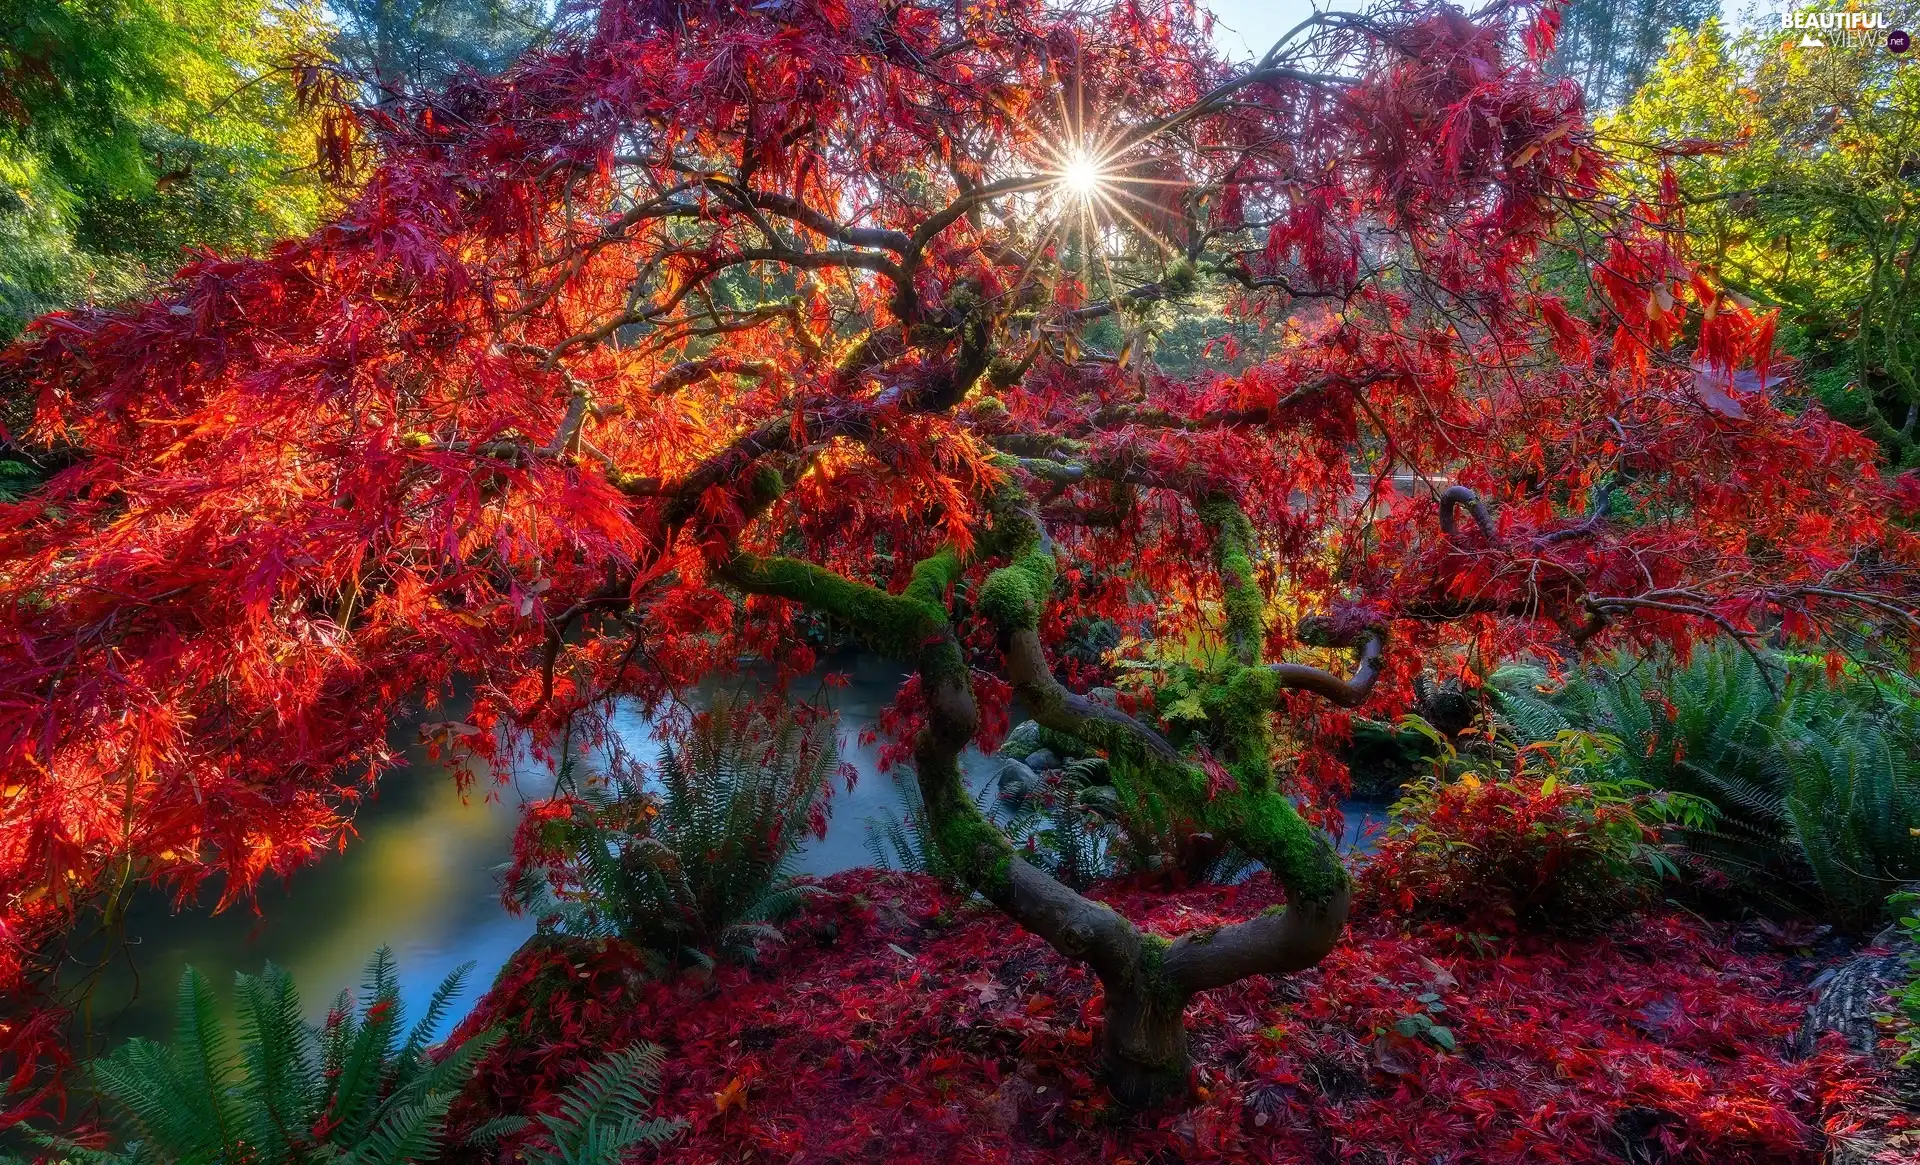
71,652,1384,1055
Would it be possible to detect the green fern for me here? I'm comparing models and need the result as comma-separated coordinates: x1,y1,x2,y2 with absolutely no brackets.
1493,643,1920,919
1779,713,1920,919
0,459,36,503
457,1044,683,1165
512,694,835,967
9,949,494,1165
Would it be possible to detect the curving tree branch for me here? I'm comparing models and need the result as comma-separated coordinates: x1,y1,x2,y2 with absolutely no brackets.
1436,483,1498,541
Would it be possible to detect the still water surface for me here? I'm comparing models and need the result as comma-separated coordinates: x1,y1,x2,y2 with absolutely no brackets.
77,655,986,1048
76,653,1381,1052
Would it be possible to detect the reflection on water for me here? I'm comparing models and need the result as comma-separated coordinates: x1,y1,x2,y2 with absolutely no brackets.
78,655,991,1050
75,652,1381,1055
607,653,1002,878
73,746,554,1055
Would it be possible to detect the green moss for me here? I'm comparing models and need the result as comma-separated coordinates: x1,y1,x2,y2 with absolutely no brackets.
748,464,787,506
1138,932,1171,981
919,757,1015,897
931,811,1012,895
977,544,1055,630
904,545,963,608
1163,259,1198,295
725,552,945,657
1206,789,1347,903
996,721,1041,760
1037,724,1089,759
974,489,1044,561
1203,665,1279,791
605,466,657,494
918,636,970,696
1135,932,1185,1009
1196,496,1264,663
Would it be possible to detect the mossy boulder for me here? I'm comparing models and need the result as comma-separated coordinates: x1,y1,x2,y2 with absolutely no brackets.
998,719,1044,760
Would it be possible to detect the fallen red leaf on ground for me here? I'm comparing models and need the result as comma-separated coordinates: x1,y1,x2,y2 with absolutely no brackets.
446,869,1885,1164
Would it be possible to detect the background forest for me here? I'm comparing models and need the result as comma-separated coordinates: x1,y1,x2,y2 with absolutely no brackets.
0,0,560,342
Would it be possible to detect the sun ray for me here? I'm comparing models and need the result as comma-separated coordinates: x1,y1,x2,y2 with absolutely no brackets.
1002,214,1070,313
1089,186,1183,257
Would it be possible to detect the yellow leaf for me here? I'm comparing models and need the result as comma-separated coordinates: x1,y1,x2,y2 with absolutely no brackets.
1164,694,1209,722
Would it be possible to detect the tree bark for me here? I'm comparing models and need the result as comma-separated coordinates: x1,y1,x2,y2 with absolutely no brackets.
1101,978,1192,1108
720,492,1365,1107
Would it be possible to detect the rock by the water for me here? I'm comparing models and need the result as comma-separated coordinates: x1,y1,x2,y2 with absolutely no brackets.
1024,748,1061,772
997,720,1042,760
994,758,1039,800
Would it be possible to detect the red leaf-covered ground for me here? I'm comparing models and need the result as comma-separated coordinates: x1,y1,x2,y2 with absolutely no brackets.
448,870,1892,1164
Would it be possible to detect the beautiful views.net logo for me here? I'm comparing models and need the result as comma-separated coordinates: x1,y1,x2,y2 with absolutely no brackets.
1780,8,1906,50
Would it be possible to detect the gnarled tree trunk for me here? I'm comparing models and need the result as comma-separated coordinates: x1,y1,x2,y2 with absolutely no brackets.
725,477,1369,1106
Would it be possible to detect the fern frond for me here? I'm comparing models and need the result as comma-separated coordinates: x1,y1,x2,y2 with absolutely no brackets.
325,946,407,1146
461,1116,531,1148
415,1027,502,1099
234,962,317,1160
341,1095,452,1165
558,1043,664,1131
154,966,244,1162
526,1044,681,1165
398,961,475,1067
10,1128,139,1165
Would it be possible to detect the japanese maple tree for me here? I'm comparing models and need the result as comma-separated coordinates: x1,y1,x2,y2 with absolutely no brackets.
2,0,1914,1115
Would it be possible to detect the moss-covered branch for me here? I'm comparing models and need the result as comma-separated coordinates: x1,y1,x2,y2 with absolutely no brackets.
718,546,1012,896
1195,494,1264,667
977,497,1347,930
722,486,1362,1107
719,550,948,658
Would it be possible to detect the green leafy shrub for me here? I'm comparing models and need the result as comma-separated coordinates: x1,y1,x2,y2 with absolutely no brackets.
5,948,683,1165
508,695,838,967
8,949,496,1165
1888,892,1920,1071
1006,757,1119,889
0,460,37,503
1492,645,1920,922
1781,715,1920,918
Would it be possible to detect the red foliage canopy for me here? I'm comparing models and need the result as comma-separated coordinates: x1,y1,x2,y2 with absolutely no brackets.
1,0,1914,1120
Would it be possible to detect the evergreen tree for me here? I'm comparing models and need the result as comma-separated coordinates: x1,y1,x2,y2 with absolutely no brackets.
1547,0,1719,109
0,0,332,339
327,0,557,105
